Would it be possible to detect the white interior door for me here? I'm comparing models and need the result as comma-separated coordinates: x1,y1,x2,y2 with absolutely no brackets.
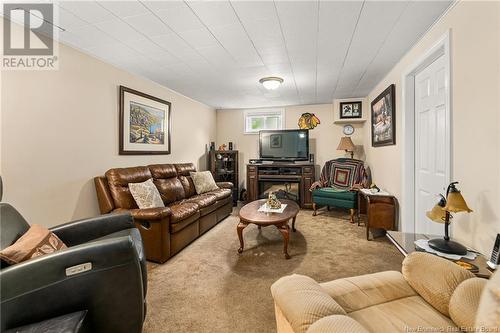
414,55,449,235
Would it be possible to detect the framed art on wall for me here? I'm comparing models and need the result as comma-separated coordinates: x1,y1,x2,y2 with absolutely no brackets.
371,84,396,147
339,101,362,119
119,86,171,155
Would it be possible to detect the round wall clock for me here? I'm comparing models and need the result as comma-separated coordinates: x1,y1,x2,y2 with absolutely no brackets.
343,124,354,136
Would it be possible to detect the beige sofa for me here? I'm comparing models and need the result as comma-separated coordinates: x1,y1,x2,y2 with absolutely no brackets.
271,252,499,333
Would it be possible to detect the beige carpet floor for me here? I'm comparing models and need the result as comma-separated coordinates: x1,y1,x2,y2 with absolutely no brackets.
143,207,403,333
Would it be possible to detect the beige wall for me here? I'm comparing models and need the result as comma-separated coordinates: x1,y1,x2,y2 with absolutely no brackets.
1,27,216,227
363,0,500,254
216,103,366,190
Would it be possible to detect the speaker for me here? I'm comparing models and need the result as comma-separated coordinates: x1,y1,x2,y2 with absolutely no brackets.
309,153,314,163
209,142,215,151
228,142,233,150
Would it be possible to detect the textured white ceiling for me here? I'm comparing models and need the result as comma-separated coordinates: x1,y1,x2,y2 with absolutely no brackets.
46,1,454,108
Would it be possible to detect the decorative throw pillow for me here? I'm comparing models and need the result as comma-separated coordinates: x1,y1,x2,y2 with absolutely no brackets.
328,160,361,190
128,178,165,209
0,224,67,265
190,171,219,194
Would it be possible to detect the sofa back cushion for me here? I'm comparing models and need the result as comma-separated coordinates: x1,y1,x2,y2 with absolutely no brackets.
149,164,186,204
175,163,197,198
105,166,152,209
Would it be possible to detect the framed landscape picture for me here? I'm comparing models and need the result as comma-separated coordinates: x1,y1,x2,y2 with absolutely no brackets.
371,84,396,147
119,86,171,155
339,101,362,119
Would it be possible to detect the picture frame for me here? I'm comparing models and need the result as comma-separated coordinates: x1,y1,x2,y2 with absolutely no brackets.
371,84,396,147
119,85,172,155
339,101,362,119
270,134,282,148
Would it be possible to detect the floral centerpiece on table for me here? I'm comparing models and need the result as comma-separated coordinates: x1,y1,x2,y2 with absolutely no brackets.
267,192,282,209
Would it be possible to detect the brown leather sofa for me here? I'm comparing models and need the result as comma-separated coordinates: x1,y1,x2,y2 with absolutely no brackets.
94,163,233,263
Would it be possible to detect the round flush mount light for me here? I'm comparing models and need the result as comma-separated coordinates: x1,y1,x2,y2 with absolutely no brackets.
259,76,284,90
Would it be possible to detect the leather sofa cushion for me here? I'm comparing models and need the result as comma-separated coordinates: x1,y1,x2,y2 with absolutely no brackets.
154,178,186,204
168,202,200,223
207,188,232,201
178,176,197,198
105,167,152,209
148,164,177,179
184,194,217,208
175,163,196,176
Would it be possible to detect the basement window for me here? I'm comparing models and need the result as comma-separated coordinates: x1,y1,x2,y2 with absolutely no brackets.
244,109,284,134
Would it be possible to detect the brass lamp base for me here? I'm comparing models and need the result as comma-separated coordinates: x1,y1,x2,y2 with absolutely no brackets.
428,238,467,255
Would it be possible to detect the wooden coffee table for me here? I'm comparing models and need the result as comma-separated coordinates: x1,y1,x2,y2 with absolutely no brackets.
237,199,300,259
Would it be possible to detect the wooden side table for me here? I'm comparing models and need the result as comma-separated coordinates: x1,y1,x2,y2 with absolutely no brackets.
357,190,397,240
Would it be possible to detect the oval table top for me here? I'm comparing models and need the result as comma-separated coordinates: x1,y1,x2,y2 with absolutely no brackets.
239,199,300,225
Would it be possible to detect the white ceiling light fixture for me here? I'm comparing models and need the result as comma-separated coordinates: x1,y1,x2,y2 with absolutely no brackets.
259,76,284,90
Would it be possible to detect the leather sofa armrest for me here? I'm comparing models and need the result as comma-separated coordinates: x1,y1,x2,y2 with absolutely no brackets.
114,207,172,221
216,182,233,190
0,237,144,331
50,213,135,247
271,274,346,333
402,252,475,316
0,236,138,300
306,315,369,333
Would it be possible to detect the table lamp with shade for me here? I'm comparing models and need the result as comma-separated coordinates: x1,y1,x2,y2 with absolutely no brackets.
337,137,355,159
426,182,472,255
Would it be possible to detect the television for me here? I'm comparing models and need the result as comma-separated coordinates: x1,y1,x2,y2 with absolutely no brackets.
259,129,309,161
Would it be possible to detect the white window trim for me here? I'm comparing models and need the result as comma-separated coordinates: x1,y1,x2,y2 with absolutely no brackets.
243,108,285,134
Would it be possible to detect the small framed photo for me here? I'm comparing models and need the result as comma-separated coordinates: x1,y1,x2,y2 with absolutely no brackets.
340,101,362,119
119,86,172,155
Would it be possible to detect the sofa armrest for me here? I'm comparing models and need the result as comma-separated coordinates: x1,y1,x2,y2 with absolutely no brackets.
0,236,138,300
50,213,134,247
1,237,144,331
114,207,172,221
402,252,475,316
271,274,346,333
216,182,233,190
306,315,369,333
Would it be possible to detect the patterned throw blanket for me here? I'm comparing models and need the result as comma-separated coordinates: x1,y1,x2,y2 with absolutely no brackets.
310,158,368,191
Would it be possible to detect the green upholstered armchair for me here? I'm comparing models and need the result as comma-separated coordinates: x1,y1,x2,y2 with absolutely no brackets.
310,158,369,222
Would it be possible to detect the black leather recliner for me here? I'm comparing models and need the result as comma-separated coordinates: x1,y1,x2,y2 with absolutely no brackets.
0,202,148,333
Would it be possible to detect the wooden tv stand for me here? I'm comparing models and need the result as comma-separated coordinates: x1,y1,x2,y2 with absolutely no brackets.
246,162,316,209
